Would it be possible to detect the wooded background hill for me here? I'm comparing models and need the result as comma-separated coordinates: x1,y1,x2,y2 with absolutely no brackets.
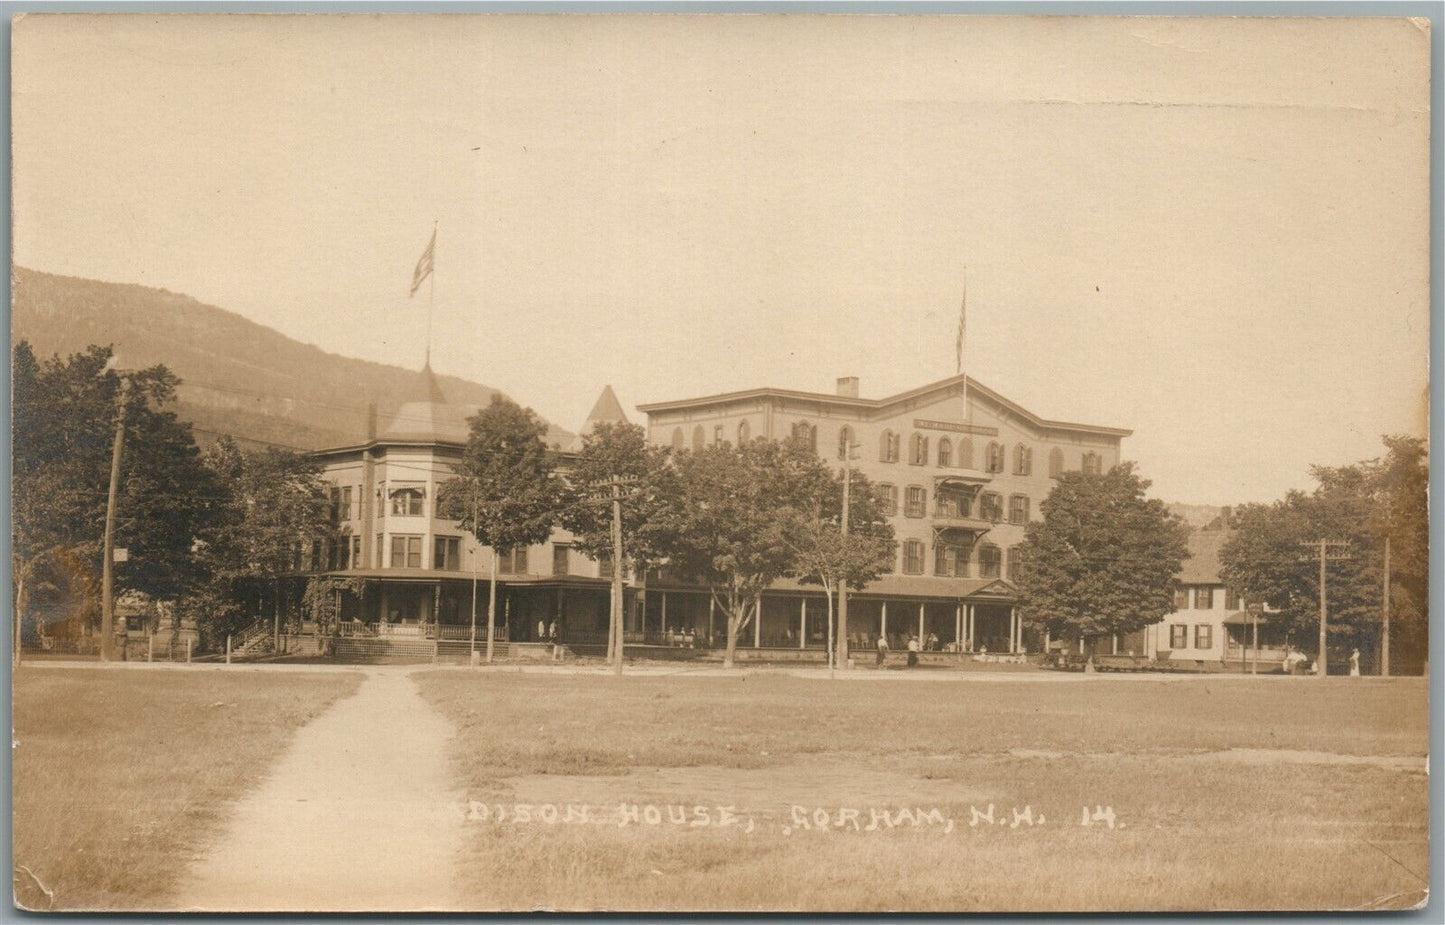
12,268,572,450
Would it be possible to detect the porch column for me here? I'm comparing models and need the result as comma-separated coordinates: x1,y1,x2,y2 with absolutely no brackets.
966,605,974,652
753,599,761,648
1009,609,1018,654
955,605,962,652
661,592,668,633
708,596,715,643
799,598,807,649
1112,633,1119,655
880,601,888,640
1045,628,1051,652
918,602,925,641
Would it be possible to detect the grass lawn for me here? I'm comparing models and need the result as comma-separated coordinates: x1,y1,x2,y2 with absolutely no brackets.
418,671,1429,913
12,666,363,910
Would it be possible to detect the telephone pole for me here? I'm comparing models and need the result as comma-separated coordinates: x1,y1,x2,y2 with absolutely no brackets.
100,377,131,663
1300,539,1351,677
1381,535,1391,677
610,477,625,676
836,441,859,672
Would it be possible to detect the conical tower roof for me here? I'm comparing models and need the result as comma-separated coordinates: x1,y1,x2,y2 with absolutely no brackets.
378,362,469,444
563,385,630,452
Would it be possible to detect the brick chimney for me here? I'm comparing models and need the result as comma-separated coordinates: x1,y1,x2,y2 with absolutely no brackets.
836,376,859,398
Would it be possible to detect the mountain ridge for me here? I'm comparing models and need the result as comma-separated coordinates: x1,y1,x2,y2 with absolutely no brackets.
11,267,574,451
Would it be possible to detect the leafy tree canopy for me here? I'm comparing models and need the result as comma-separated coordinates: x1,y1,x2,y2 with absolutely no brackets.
436,394,561,553
1014,462,1189,639
559,421,672,571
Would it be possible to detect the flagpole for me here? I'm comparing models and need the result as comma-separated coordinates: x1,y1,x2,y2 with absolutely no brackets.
957,268,968,423
426,220,437,366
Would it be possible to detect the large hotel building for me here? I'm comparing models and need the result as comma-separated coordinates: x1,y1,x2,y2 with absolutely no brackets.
305,366,1129,657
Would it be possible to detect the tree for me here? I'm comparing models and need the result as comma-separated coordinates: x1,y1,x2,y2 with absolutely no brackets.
559,421,672,668
1220,435,1427,671
435,395,561,660
654,436,843,668
198,441,332,649
783,469,896,668
1014,463,1189,645
12,341,224,649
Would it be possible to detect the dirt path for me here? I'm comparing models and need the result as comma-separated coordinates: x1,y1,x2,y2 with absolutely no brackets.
181,668,464,912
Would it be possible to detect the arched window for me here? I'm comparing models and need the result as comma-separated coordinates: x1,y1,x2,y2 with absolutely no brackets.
1082,451,1102,475
1048,447,1064,477
979,544,1002,579
880,429,900,463
902,539,925,575
791,420,817,453
1014,444,1033,476
389,486,425,517
958,438,974,469
737,420,751,444
985,442,1005,473
909,433,929,465
837,425,855,460
692,425,705,451
671,427,685,451
937,437,953,467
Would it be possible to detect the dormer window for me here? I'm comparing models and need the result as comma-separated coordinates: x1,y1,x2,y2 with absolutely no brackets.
389,486,425,517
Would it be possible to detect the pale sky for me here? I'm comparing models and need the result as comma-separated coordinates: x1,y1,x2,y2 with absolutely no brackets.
12,14,1431,506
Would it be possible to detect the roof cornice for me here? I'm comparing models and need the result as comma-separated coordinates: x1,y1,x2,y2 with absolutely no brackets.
637,373,1132,438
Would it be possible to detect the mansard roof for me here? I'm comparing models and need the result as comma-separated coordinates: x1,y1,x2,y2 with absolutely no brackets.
376,362,470,445
637,373,1131,439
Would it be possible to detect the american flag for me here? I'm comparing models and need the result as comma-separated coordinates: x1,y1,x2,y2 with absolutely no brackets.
410,227,436,297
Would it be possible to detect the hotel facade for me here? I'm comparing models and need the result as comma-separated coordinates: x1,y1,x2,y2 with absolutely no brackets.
301,368,1129,657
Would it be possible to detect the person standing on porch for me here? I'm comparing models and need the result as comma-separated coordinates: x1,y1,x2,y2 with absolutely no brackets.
907,634,920,668
549,619,559,643
1349,648,1361,677
537,618,546,642
876,634,889,667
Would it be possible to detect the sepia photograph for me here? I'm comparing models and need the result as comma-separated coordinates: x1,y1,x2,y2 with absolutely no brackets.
8,10,1433,914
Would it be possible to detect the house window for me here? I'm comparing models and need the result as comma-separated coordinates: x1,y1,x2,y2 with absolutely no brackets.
877,483,898,516
934,544,954,577
598,550,614,578
692,425,705,451
1225,587,1241,610
937,438,953,467
1170,624,1188,648
714,424,725,446
671,428,684,450
553,544,571,576
1006,547,1019,581
904,485,927,518
390,535,422,569
500,547,529,574
880,430,900,463
375,534,383,568
958,438,973,469
791,421,817,453
736,420,751,444
1014,444,1033,476
979,544,1002,579
390,487,424,517
1008,494,1030,525
1082,451,1102,475
1049,447,1064,478
838,426,855,460
1195,624,1213,649
1174,587,1189,611
1195,586,1214,610
902,539,925,575
909,433,929,465
433,536,460,571
329,487,342,523
985,442,1005,473
979,491,1003,522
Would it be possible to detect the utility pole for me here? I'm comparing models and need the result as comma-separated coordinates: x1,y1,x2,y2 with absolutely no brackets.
610,476,626,676
1381,534,1391,677
100,377,131,663
469,493,479,664
1300,539,1351,678
836,441,859,672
